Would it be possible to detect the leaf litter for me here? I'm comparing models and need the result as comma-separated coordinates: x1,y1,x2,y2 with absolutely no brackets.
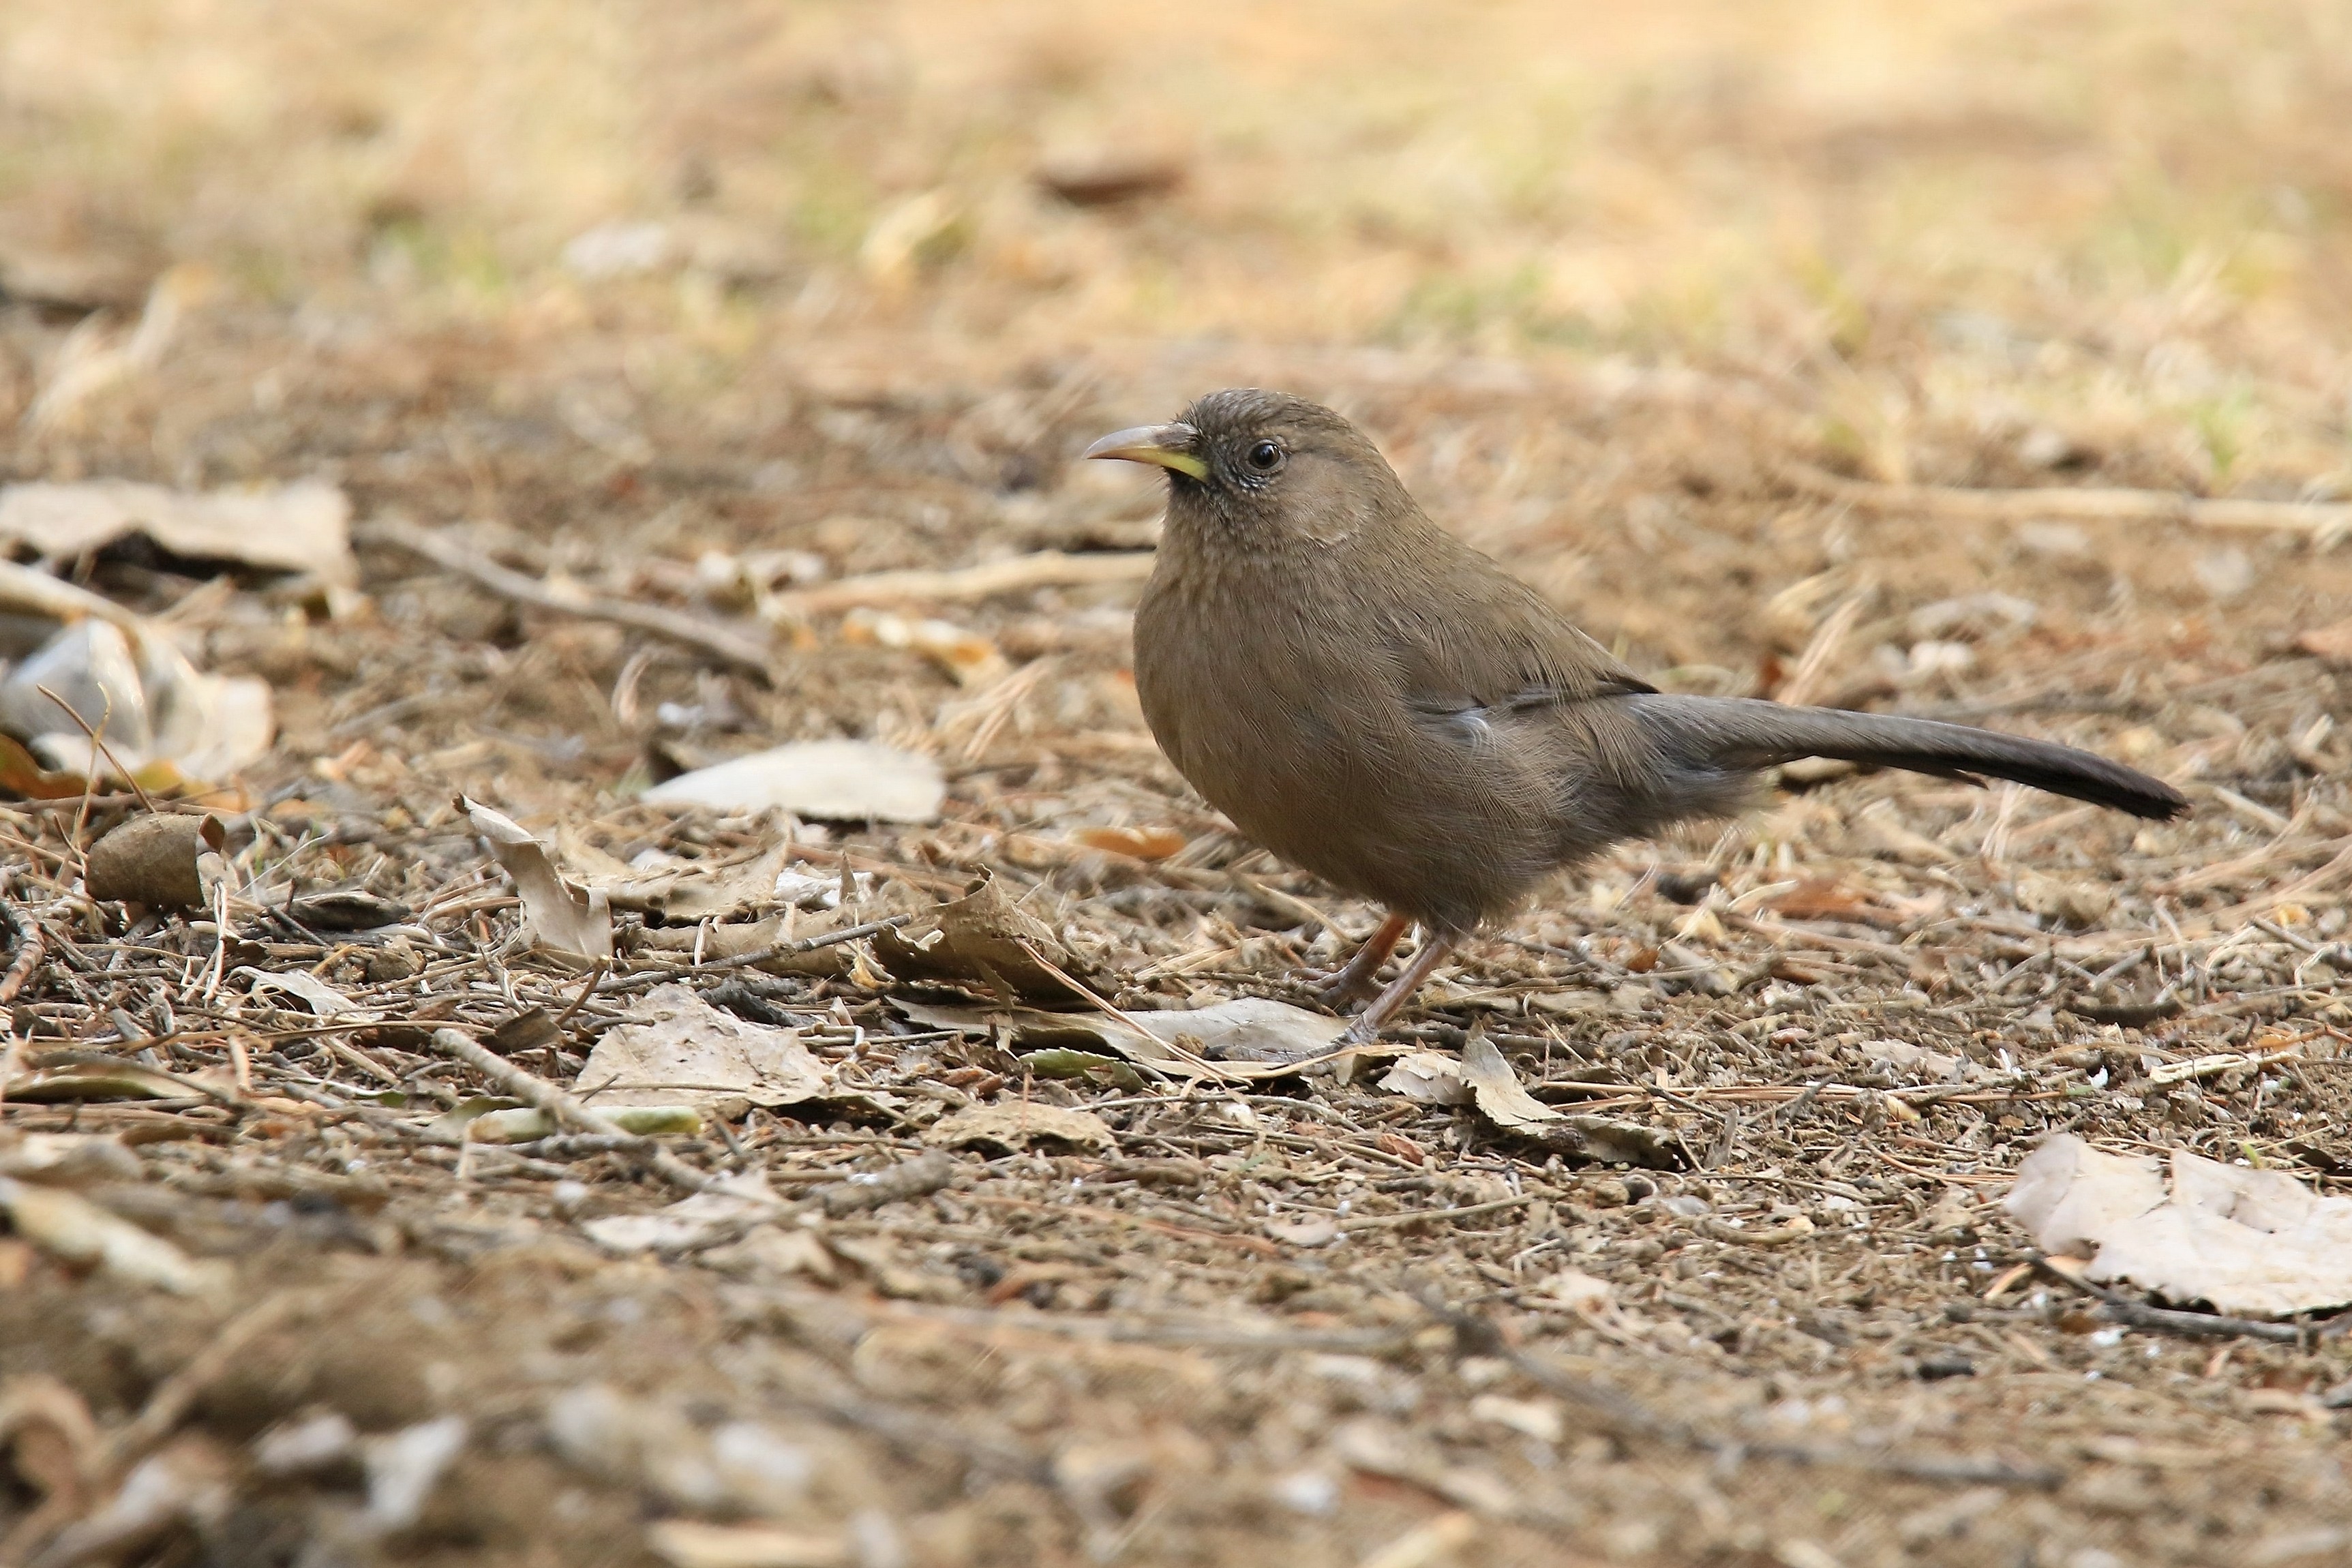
5,147,2352,1568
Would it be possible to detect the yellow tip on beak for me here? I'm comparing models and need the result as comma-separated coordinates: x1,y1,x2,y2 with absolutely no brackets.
1083,422,1207,481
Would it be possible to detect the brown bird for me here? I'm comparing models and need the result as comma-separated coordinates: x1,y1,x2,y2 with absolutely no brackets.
1087,389,2189,1046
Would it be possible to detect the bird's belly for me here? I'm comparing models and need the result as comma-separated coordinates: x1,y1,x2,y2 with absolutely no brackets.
1134,612,1554,929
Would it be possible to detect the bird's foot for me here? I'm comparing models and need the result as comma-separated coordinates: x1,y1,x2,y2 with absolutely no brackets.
1316,971,1381,1010
1333,1014,1384,1049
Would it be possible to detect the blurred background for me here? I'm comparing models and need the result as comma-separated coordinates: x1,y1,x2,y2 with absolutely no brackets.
5,0,2349,488
5,10,2352,1568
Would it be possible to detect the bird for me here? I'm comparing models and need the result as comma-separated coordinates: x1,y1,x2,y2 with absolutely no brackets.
1085,388,2189,1048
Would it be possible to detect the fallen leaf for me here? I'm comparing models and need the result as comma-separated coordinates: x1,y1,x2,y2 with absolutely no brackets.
924,1102,1115,1154
1264,1214,1340,1248
0,1133,142,1185
432,1100,703,1143
1854,800,1955,864
569,841,796,922
576,984,874,1118
873,873,1094,1003
581,1174,783,1254
1859,1039,1970,1081
890,995,1346,1078
83,813,222,907
1468,1393,1565,1444
239,966,379,1021
1378,1051,1474,1106
1135,996,1350,1063
363,1415,468,1531
36,1435,235,1563
1035,151,1187,207
627,909,858,978
0,478,356,584
1459,1031,1561,1129
642,740,944,822
1764,879,1872,922
2006,1134,2352,1316
1072,825,1188,860
284,888,412,931
0,1174,228,1293
464,797,614,961
4,1053,203,1104
840,607,1008,687
1536,1269,1614,1312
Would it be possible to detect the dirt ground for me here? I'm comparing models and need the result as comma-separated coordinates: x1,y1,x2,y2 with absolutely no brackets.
5,2,2352,1565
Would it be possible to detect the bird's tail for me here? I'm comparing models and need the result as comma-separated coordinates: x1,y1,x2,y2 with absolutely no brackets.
1618,693,2188,820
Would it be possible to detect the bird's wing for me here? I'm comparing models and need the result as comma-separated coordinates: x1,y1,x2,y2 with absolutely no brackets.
1386,560,1655,725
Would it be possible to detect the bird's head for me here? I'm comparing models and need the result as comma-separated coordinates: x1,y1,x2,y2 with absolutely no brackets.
1083,388,1411,547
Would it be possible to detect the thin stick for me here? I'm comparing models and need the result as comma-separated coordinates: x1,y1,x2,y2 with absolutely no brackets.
2027,1254,2328,1344
429,1027,712,1195
1781,462,2352,540
359,516,777,678
770,549,1156,618
597,914,911,995
36,684,155,814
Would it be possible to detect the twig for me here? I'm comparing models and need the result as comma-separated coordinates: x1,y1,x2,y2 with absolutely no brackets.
769,549,1156,618
597,914,912,995
359,515,777,679
1339,1193,1535,1233
2027,1254,2332,1344
0,910,46,1008
429,1027,712,1195
35,685,155,814
1780,462,2352,540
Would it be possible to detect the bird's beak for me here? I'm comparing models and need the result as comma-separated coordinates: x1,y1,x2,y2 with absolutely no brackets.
1083,422,1207,481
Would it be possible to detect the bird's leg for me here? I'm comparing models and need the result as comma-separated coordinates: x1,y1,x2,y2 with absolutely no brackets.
1318,911,1410,1008
1333,931,1458,1047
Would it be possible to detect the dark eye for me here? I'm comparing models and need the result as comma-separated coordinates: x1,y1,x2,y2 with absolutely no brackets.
1245,440,1284,473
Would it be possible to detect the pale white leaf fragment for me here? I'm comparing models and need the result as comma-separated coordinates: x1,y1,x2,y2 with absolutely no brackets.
641,739,944,822
2006,1134,2352,1316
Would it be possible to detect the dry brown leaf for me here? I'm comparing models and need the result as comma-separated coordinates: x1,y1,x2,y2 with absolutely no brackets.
924,1102,1115,1154
873,874,1093,1003
646,1519,847,1568
1460,1032,1563,1129
569,842,796,922
579,984,859,1117
464,797,614,961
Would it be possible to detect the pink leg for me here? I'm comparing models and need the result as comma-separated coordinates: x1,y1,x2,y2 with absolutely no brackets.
1335,933,1458,1046
1319,911,1410,1008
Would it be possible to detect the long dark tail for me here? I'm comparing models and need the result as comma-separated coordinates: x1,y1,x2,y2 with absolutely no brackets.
1620,694,2188,820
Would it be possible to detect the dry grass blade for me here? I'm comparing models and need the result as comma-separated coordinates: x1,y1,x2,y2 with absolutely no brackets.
1781,463,2352,539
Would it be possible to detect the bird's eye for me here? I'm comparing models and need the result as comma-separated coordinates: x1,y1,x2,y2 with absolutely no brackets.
1244,440,1284,473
